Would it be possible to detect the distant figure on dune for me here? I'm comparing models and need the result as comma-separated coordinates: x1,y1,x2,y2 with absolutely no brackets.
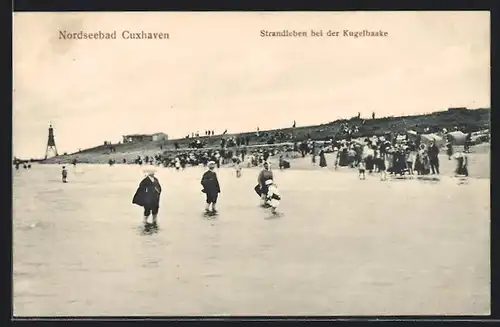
201,161,221,214
132,169,162,227
61,166,68,183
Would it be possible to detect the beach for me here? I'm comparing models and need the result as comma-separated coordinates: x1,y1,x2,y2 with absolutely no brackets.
12,149,490,316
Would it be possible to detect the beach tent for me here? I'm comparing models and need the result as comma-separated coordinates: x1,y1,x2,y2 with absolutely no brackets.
471,130,490,144
447,131,467,145
352,138,366,145
420,133,445,147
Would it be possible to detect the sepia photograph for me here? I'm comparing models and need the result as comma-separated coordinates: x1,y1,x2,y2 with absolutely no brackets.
12,11,490,316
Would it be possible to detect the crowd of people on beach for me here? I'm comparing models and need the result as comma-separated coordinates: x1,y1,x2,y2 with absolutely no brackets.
14,122,480,231
126,129,474,228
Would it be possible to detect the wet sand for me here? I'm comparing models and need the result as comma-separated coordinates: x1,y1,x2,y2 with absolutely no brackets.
13,158,490,316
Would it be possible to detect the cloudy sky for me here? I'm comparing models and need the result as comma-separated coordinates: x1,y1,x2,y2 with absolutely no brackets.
13,11,490,158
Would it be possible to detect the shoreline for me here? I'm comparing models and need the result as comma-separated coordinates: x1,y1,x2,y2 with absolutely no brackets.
23,149,490,180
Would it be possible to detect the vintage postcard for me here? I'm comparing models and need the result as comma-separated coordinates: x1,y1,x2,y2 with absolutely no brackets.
12,11,490,316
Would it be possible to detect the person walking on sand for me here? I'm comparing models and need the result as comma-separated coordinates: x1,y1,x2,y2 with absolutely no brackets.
428,140,440,175
319,147,327,167
311,142,317,165
132,168,162,227
61,166,68,183
231,156,242,178
358,160,366,180
201,161,221,214
374,150,387,181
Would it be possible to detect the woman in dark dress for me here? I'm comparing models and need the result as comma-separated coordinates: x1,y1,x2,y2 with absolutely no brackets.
132,169,162,226
319,148,327,167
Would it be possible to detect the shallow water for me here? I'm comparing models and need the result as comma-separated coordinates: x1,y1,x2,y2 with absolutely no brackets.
13,163,490,316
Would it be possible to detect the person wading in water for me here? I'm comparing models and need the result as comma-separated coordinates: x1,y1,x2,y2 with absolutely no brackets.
255,161,274,206
61,166,68,183
201,161,221,215
132,169,162,227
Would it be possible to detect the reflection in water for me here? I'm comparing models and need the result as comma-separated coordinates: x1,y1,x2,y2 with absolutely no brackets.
140,224,160,236
12,164,490,316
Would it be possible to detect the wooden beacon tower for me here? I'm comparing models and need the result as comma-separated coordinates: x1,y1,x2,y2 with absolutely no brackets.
45,123,59,159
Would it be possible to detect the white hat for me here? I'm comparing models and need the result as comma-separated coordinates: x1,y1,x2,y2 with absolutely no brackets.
144,168,156,175
265,179,273,185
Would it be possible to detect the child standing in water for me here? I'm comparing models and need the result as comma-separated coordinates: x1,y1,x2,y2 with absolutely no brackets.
61,166,68,183
454,151,469,177
132,169,162,226
201,161,221,214
264,180,281,214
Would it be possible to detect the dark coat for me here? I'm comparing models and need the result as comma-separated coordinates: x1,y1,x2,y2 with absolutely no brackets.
256,169,274,196
201,170,221,194
258,169,274,187
428,144,440,158
132,176,162,207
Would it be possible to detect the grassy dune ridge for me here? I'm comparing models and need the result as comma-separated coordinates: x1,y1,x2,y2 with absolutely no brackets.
43,107,489,165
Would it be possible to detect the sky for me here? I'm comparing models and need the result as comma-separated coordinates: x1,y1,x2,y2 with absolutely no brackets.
13,11,490,158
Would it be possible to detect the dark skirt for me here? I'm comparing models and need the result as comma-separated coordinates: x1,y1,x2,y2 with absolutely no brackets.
365,156,374,170
254,184,268,197
205,192,219,204
319,155,327,167
376,158,386,171
338,151,349,166
456,165,468,176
